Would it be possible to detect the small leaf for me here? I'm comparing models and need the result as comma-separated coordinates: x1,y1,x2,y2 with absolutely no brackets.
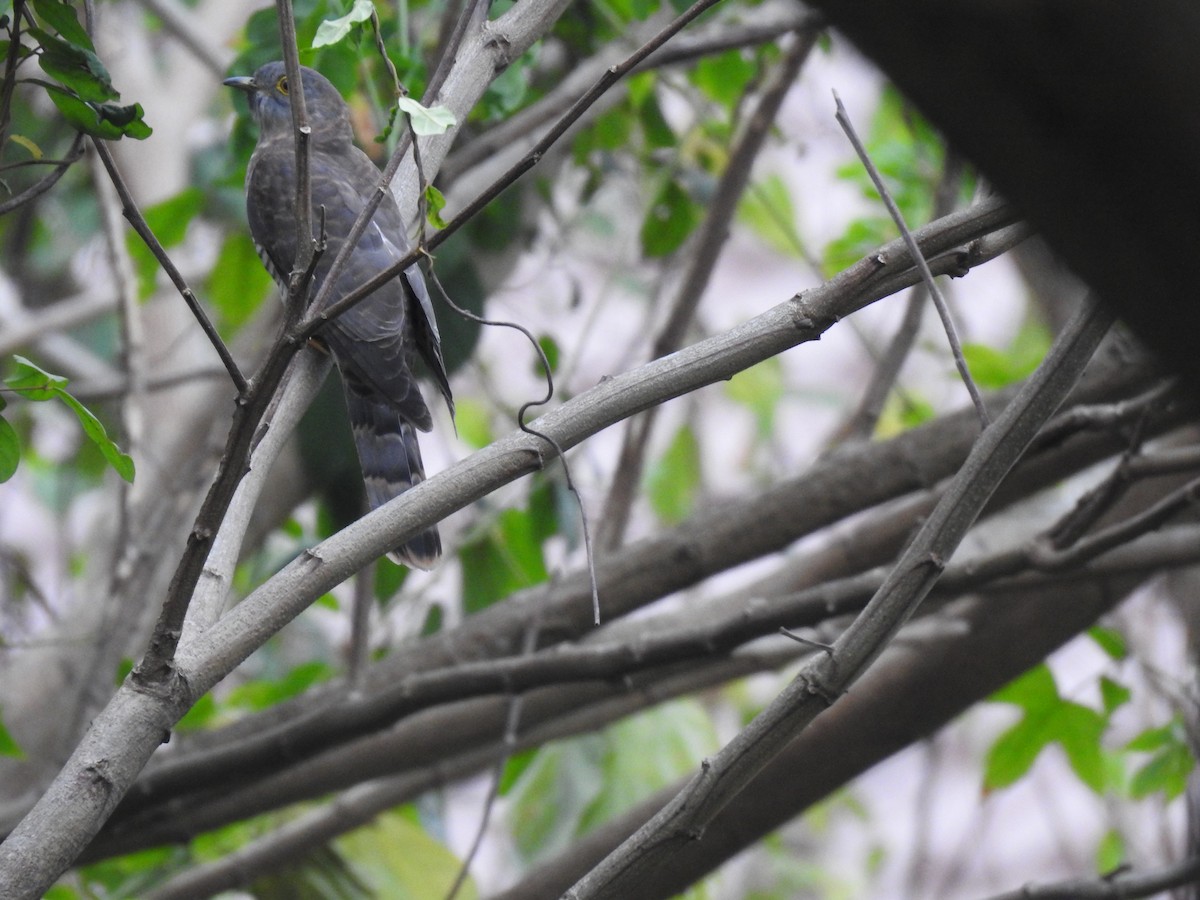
311,0,375,48
640,177,700,258
128,187,205,297
1099,676,1130,715
822,216,893,277
424,184,448,229
460,505,549,613
1096,829,1125,874
0,710,24,759
536,334,559,375
208,232,274,330
32,0,94,49
30,28,116,101
691,50,756,108
646,424,701,523
1088,625,1128,661
0,415,19,482
6,354,67,399
9,134,43,159
396,97,456,136
55,390,135,482
738,175,806,259
1130,742,1194,800
42,84,151,140
1126,720,1177,752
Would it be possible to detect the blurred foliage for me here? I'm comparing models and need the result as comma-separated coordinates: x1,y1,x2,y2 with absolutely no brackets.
2,355,133,482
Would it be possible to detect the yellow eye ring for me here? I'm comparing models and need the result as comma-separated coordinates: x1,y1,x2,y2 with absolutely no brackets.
276,75,288,95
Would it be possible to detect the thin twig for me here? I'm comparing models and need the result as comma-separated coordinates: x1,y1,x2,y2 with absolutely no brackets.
1028,473,1200,572
982,853,1200,900
277,0,316,324
90,141,247,393
840,153,966,441
0,135,85,216
834,92,990,429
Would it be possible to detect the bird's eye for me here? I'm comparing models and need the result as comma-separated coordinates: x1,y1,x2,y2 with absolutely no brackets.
276,76,288,95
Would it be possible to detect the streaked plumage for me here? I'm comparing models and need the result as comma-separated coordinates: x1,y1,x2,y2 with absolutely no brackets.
225,62,452,569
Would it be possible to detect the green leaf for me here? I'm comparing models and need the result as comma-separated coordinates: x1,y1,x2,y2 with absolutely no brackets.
6,355,68,399
454,398,493,450
691,50,756,108
726,355,784,438
0,415,19,482
637,95,675,150
506,740,604,860
1099,676,1130,715
208,232,275,331
337,809,478,898
225,661,334,711
0,708,24,758
738,175,806,259
424,184,448,229
1130,741,1194,800
460,505,549,613
128,187,204,297
962,322,1051,390
42,83,150,140
95,101,151,139
579,699,717,832
30,28,116,101
573,104,632,162
311,0,375,48
640,177,700,258
396,97,456,136
32,0,94,49
1126,720,1176,752
1088,625,1128,661
54,390,135,482
985,665,1108,793
646,424,701,524
1096,829,1125,874
482,59,530,118
822,216,893,277
175,693,217,731
1126,717,1194,800
536,334,559,375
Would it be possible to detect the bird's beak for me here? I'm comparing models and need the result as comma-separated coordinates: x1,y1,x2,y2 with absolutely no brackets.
223,75,256,93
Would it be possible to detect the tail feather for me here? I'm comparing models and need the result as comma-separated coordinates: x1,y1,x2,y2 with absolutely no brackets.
344,387,441,569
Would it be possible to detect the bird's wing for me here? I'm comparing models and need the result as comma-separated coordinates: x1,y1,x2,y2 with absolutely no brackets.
307,148,439,430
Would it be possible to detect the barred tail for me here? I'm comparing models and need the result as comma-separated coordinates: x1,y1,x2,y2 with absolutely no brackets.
344,388,441,569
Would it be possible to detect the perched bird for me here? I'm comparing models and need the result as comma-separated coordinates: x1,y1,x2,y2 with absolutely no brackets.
225,61,453,569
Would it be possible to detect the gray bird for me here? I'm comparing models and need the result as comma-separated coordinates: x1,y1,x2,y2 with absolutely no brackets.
225,61,453,569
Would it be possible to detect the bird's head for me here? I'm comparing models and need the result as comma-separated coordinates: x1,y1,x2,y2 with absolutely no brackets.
224,61,350,139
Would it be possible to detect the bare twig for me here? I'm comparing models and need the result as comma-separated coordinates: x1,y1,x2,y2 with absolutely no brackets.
834,92,990,429
840,154,966,441
0,136,85,216
90,141,246,393
982,854,1200,900
1029,474,1200,572
276,0,316,324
